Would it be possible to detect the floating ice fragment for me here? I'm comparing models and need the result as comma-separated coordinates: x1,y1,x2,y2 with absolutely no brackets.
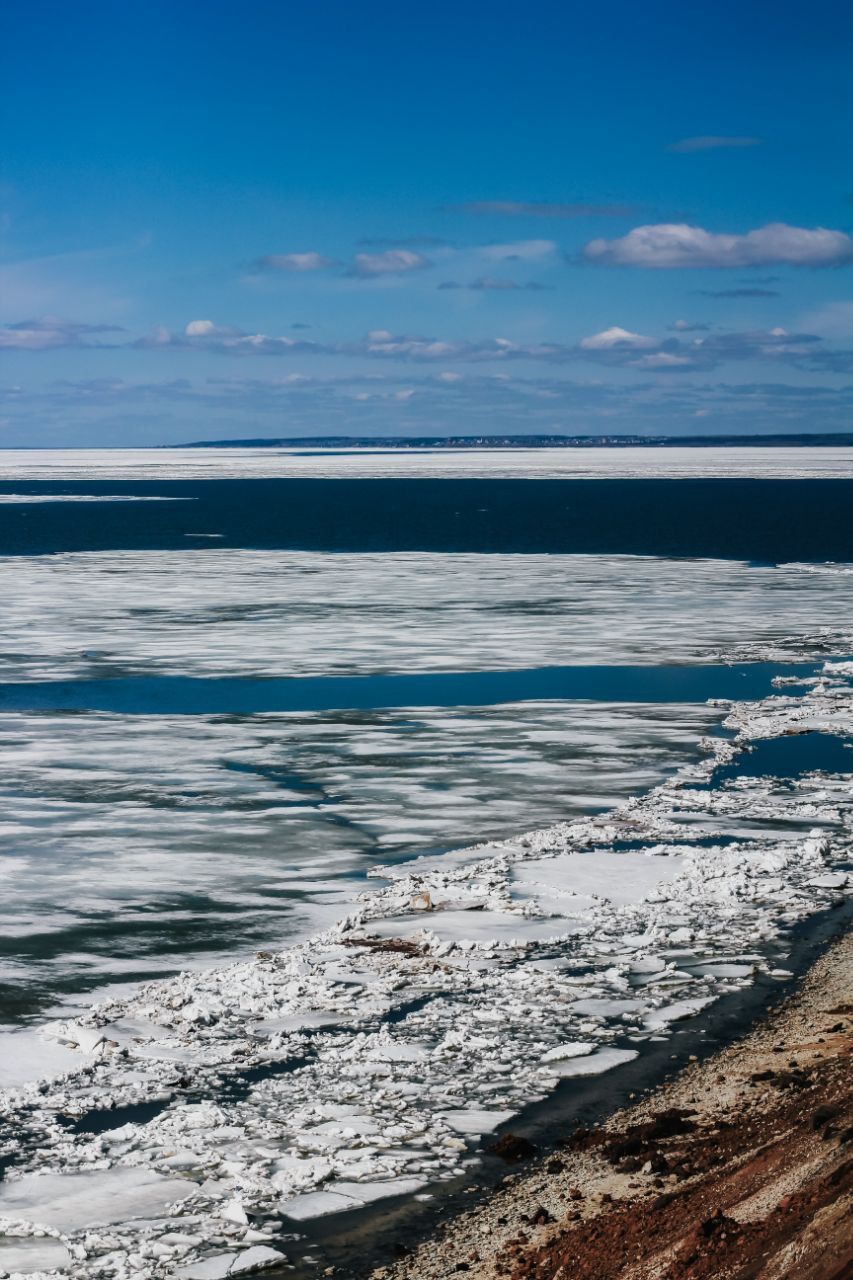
543,1047,638,1077
541,1042,597,1063
0,1168,196,1232
439,1109,516,1135
329,1177,427,1203
805,872,849,889
572,998,645,1016
279,1190,362,1220
644,995,716,1029
511,851,684,911
178,1245,285,1278
41,1020,108,1055
0,1237,72,1274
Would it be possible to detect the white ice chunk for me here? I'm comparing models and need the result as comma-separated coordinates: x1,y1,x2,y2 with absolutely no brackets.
438,1109,515,1135
541,1041,597,1063
280,1190,361,1220
0,1168,196,1231
572,998,645,1016
511,851,684,910
543,1047,638,1077
805,872,849,889
330,1177,427,1203
644,995,716,1029
40,1019,107,1054
366,911,584,946
178,1246,285,1278
0,1238,72,1274
0,1029,85,1088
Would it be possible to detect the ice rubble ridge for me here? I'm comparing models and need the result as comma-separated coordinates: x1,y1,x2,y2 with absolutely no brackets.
0,666,851,1280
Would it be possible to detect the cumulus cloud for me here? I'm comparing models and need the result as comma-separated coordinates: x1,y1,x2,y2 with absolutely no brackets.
133,321,322,356
579,326,656,350
253,252,338,272
10,310,849,381
583,222,853,269
346,249,433,277
574,325,835,374
667,136,762,153
185,319,231,337
451,201,638,218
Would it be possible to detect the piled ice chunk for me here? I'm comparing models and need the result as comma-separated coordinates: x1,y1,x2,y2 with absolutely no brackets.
0,666,850,1278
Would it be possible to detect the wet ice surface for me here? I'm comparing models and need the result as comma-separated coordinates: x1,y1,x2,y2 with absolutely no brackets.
0,517,851,1276
0,495,193,504
1,551,852,683
1,445,853,479
0,699,721,1022
0,666,850,1279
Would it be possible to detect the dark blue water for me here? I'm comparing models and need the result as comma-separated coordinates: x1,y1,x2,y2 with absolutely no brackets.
1,475,850,1027
1,478,852,560
0,661,823,715
708,731,853,786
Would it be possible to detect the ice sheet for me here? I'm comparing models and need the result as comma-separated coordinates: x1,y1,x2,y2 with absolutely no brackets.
0,665,849,1280
1,550,850,682
0,1168,195,1231
1,445,852,480
0,699,719,1017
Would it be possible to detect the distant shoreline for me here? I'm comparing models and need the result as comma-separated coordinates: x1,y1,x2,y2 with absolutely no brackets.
175,433,853,450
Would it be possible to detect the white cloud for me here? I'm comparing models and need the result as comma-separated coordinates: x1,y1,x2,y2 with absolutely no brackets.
579,326,655,350
584,223,853,269
477,239,556,262
348,249,433,277
185,319,219,337
258,252,337,272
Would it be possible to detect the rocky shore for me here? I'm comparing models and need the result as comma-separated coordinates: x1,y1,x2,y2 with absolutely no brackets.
371,927,852,1280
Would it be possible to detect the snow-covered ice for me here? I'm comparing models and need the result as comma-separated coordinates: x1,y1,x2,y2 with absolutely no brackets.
0,662,850,1278
1,550,851,682
1,445,852,481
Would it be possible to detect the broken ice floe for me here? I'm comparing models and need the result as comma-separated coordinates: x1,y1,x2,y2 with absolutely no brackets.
2,550,852,683
0,697,723,1017
1,444,851,482
0,664,851,1278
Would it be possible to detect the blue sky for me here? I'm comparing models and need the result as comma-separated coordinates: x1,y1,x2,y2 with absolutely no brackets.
1,0,852,444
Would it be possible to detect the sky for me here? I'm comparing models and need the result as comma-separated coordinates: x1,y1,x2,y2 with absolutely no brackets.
1,0,852,446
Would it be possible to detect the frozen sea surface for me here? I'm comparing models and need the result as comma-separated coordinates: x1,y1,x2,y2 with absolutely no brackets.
1,546,850,1022
0,456,850,1276
0,699,721,1021
0,666,850,1280
1,551,851,683
1,445,853,480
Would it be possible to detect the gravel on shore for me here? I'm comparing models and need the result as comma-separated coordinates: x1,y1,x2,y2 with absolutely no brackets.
370,926,852,1280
